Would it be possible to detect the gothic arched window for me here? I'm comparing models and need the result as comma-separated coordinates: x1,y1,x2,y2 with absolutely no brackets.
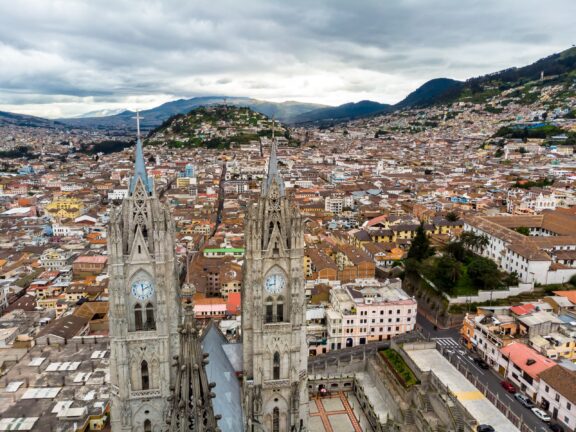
141,360,149,390
265,297,274,323
145,302,155,330
272,407,280,432
276,296,284,322
273,352,280,380
144,419,152,432
134,304,143,331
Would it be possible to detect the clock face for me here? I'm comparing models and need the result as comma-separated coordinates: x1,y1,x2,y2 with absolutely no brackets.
265,273,285,294
131,279,155,301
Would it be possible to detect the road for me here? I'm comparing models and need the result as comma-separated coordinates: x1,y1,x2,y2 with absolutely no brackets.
416,313,552,432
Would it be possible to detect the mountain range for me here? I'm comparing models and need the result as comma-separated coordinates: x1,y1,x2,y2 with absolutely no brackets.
57,97,326,130
2,46,575,130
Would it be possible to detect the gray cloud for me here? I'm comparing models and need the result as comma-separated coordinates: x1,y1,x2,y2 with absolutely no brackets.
0,0,574,117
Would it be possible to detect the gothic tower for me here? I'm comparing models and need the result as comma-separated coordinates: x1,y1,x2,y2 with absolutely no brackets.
108,114,181,431
242,140,309,432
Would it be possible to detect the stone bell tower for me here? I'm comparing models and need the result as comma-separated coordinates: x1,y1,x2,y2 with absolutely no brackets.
242,139,308,432
108,113,181,431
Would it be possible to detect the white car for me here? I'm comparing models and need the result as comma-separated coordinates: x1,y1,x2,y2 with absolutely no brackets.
531,408,551,422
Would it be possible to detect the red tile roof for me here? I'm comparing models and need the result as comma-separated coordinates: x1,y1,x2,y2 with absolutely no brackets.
510,304,536,316
500,342,556,379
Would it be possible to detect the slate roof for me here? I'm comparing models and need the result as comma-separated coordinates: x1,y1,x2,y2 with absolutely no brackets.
201,322,243,432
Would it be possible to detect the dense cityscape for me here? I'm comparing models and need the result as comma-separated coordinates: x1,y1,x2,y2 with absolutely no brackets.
0,2,576,432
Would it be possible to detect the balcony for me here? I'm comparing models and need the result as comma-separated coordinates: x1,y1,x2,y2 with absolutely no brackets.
130,389,161,399
263,379,290,389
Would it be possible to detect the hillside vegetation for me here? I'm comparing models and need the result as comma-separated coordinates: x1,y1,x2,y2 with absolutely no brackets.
146,106,296,149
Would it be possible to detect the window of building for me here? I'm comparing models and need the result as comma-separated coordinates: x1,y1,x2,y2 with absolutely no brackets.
265,297,274,323
141,360,149,390
272,407,280,432
273,352,280,380
134,304,143,331
144,420,152,432
145,303,155,330
567,402,571,410
276,296,284,322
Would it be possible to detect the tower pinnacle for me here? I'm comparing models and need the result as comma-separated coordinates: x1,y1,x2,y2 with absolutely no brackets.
261,118,285,197
130,111,152,195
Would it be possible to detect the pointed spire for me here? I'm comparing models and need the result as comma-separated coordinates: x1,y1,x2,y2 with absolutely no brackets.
130,111,152,195
262,117,285,197
168,298,220,431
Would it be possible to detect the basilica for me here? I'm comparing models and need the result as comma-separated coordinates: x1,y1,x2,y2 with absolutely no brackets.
107,117,308,432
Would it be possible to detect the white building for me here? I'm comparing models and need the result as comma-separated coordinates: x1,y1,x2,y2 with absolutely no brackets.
464,213,576,285
537,365,576,430
324,193,353,214
107,189,128,200
40,248,72,270
326,278,417,351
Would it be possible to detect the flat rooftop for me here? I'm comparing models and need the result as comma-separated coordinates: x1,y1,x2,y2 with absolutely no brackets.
404,346,519,432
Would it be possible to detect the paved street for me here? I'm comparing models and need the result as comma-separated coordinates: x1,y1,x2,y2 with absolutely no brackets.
416,313,553,432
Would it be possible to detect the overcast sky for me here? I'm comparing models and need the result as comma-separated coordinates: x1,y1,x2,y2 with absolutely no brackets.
0,0,574,118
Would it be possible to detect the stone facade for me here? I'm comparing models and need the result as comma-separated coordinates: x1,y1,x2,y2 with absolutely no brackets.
242,142,309,432
108,135,181,432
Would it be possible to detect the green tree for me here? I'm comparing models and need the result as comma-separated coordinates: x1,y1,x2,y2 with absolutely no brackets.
445,211,460,222
503,271,520,287
515,226,530,236
407,223,434,261
494,148,504,158
435,255,461,293
468,257,501,290
460,232,489,253
444,241,466,263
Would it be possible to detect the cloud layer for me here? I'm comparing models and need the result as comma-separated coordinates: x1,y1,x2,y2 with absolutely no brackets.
0,0,574,118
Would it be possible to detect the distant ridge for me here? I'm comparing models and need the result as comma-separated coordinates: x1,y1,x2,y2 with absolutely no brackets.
394,78,463,109
292,100,393,124
0,111,64,128
58,97,327,130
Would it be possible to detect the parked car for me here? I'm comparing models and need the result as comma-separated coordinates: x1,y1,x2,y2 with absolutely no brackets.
514,393,535,408
501,380,517,393
473,358,490,369
477,425,495,432
532,408,551,422
549,423,564,432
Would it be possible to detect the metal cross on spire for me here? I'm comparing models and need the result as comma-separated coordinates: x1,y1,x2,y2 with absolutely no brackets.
134,110,142,140
129,110,152,195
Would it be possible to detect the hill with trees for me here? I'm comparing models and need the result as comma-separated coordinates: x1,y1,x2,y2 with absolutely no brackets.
145,106,295,149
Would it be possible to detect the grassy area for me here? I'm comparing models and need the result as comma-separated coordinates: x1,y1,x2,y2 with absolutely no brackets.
420,258,478,296
380,349,419,388
451,265,476,296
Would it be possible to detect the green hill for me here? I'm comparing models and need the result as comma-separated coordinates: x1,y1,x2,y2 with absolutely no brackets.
146,106,293,149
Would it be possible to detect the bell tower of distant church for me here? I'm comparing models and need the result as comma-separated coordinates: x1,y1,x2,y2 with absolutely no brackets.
242,139,309,431
108,113,181,431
